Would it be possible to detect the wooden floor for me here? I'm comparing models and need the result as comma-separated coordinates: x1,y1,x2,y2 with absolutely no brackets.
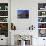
0,45,8,46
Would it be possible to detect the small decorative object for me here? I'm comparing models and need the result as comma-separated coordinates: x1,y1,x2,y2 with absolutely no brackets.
0,6,1,10
45,6,46,8
38,23,46,28
17,10,29,19
43,39,45,40
5,6,8,10
38,3,46,10
40,8,44,10
0,23,8,37
11,23,16,30
29,25,35,30
0,17,8,22
38,17,45,22
42,12,45,15
3,18,7,22
39,29,46,37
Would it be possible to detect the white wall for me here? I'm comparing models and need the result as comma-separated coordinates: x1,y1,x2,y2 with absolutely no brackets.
11,0,46,46
11,0,46,30
0,0,8,3
11,0,38,30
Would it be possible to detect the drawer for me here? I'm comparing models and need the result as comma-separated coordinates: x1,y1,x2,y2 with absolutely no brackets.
0,37,8,45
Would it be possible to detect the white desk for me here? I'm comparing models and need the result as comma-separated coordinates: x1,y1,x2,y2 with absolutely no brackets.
9,30,33,46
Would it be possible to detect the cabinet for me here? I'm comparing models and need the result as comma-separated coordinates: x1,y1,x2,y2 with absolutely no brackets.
38,3,46,37
0,35,8,45
0,0,10,45
0,3,8,37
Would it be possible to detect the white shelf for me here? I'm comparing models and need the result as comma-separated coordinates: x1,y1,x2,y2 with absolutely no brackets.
0,16,8,17
0,10,8,11
38,28,46,29
38,22,46,23
38,16,46,17
0,22,8,23
38,10,46,11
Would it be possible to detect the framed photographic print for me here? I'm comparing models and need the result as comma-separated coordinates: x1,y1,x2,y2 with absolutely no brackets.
17,10,29,19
